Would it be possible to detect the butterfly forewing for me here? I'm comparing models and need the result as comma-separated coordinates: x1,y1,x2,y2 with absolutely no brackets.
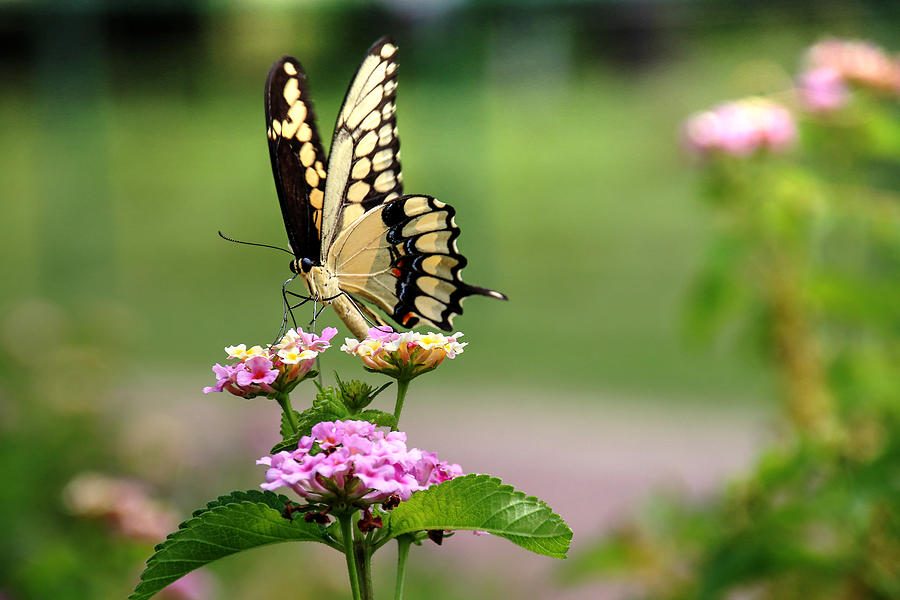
265,56,329,260
320,37,403,262
327,195,507,331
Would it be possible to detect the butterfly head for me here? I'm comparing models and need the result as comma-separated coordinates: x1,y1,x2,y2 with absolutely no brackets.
290,257,315,275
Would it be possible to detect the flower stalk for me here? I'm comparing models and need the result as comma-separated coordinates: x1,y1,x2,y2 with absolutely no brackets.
394,535,413,600
392,379,410,429
339,513,362,600
275,392,298,435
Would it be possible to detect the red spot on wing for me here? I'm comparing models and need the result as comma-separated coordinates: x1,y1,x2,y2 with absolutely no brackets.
401,312,414,325
391,267,402,277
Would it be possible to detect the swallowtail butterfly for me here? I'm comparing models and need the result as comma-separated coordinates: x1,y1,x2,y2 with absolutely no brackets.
265,37,506,340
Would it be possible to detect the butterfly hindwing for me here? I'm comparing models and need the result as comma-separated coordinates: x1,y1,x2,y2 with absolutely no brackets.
320,37,403,261
327,194,507,331
265,56,329,260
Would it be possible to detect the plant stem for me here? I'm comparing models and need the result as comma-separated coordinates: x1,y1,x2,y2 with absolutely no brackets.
354,532,374,600
339,514,362,600
392,379,410,430
276,392,298,434
394,535,412,600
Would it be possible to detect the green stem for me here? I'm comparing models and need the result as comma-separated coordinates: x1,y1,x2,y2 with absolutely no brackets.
339,514,362,600
394,535,412,600
276,392,298,434
354,532,374,600
392,379,410,430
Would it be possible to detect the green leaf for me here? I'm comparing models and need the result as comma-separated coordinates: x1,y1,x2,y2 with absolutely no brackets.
280,409,302,440
192,489,289,516
270,396,347,453
384,474,572,559
270,434,302,454
269,396,397,453
357,409,396,429
130,491,333,600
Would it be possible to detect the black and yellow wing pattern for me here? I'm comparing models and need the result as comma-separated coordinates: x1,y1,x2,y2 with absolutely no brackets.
265,37,506,334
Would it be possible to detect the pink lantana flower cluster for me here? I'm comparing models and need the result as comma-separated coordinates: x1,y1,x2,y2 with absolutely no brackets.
340,326,466,381
684,97,797,157
257,420,462,508
203,327,337,398
800,39,900,112
63,473,179,543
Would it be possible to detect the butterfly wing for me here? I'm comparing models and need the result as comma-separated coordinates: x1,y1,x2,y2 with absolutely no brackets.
320,37,403,262
265,56,329,260
327,194,507,331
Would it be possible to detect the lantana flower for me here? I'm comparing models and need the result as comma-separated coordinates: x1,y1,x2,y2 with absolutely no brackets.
257,420,462,515
683,97,797,157
203,327,337,398
340,326,466,381
804,38,900,95
62,473,179,543
799,66,850,113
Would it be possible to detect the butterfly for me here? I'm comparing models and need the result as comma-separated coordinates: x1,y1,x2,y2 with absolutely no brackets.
264,37,506,341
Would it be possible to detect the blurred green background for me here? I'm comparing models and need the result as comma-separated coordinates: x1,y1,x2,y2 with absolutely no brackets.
1,1,898,599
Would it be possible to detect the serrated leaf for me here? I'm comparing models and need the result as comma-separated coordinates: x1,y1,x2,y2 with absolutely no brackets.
384,474,572,559
356,409,396,429
192,489,290,517
270,434,302,454
280,409,302,440
270,400,348,453
130,492,333,600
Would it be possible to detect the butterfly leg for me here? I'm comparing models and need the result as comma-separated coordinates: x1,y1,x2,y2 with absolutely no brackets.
277,274,304,342
340,292,381,329
307,302,329,332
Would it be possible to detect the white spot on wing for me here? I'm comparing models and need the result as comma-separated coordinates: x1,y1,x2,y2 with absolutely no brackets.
352,158,372,179
283,78,300,104
346,86,384,129
372,149,393,172
300,142,315,167
415,295,444,320
306,167,319,187
360,111,381,131
355,131,378,157
373,170,396,193
402,196,431,217
297,122,312,142
347,180,371,203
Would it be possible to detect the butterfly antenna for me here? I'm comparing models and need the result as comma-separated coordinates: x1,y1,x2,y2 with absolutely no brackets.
218,231,295,257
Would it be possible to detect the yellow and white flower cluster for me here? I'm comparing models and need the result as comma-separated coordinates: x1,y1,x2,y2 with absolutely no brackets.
341,326,466,381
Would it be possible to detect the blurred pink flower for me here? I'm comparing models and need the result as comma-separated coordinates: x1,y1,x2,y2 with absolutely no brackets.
159,570,213,600
804,38,900,94
684,98,796,157
63,473,178,543
257,420,462,510
799,66,849,112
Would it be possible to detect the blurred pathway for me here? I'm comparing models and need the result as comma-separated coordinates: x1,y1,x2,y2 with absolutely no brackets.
398,388,771,600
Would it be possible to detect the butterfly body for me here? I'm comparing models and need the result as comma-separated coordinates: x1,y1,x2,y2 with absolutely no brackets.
266,38,506,340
